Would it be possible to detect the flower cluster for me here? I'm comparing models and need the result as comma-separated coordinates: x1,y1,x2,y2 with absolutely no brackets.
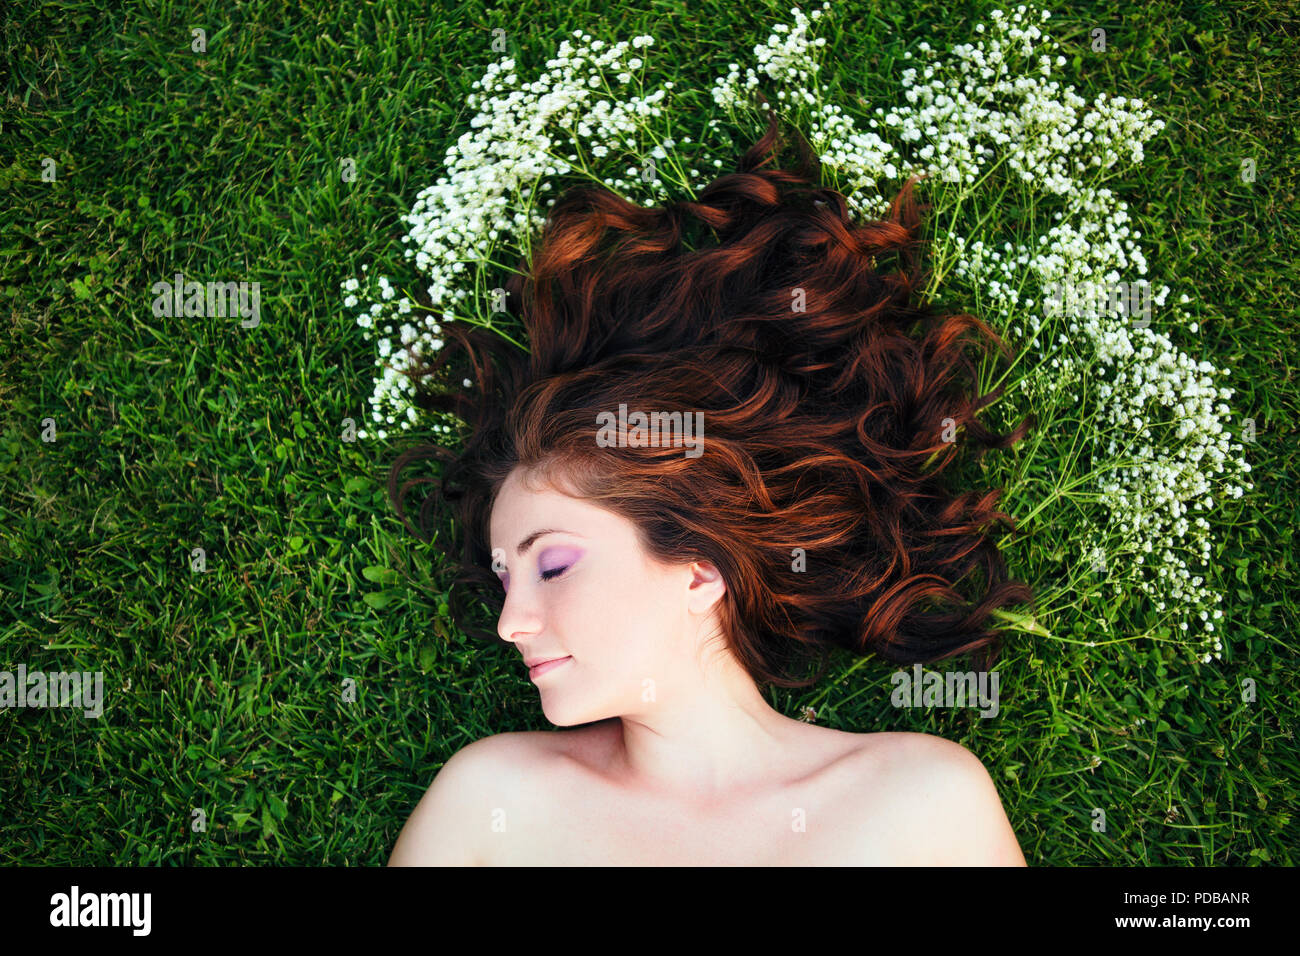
341,32,684,441
712,3,1252,662
341,2,1253,663
712,5,899,220
897,8,1252,661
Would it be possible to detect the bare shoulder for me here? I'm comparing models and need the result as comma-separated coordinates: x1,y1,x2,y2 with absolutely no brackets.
855,729,986,769
847,731,1027,866
387,731,554,867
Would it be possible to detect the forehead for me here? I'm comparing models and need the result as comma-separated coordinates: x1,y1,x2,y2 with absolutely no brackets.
489,469,586,539
488,467,637,556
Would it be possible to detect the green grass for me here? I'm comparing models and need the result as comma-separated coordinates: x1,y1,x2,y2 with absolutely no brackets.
1,0,1296,865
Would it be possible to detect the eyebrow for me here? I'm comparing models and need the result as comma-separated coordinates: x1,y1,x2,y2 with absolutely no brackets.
498,528,580,559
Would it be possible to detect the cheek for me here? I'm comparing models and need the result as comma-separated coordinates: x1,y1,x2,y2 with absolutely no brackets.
568,570,659,660
620,584,682,664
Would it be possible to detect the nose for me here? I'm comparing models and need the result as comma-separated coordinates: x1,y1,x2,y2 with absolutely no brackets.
496,583,543,645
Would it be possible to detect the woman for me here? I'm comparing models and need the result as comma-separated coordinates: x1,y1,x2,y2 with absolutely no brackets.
385,108,1034,865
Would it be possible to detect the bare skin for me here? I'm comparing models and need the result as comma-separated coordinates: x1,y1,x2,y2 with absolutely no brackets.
391,717,1027,866
477,719,907,866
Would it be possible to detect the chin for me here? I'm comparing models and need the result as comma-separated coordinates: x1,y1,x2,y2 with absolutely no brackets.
537,689,610,729
540,704,590,728
536,691,581,727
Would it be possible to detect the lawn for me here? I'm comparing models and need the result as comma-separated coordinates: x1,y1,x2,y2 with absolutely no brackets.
1,0,1296,865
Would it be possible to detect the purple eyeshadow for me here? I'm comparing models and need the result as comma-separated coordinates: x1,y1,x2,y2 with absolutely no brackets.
538,546,583,577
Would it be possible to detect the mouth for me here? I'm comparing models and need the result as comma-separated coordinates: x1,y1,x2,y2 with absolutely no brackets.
528,656,573,679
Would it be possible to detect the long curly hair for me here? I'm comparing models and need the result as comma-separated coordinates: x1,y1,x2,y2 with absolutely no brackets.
387,105,1037,691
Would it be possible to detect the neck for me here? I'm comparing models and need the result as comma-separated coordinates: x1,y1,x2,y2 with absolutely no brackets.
602,661,800,807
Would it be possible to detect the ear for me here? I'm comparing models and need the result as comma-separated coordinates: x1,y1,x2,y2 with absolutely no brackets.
684,560,727,616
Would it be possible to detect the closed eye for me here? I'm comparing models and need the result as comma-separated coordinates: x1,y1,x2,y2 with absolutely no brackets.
540,566,568,582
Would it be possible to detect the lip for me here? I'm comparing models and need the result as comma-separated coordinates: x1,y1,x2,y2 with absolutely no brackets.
527,656,572,679
523,654,569,668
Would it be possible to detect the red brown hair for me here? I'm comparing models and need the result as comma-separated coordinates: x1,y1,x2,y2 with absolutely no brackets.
388,106,1036,690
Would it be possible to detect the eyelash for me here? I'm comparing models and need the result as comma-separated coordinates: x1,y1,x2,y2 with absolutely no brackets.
497,564,568,592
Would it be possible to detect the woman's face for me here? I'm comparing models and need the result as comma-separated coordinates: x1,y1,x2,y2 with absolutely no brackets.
488,465,726,727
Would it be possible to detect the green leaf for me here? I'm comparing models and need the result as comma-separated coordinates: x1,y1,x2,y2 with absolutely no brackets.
266,792,288,821
361,565,398,585
362,591,393,609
